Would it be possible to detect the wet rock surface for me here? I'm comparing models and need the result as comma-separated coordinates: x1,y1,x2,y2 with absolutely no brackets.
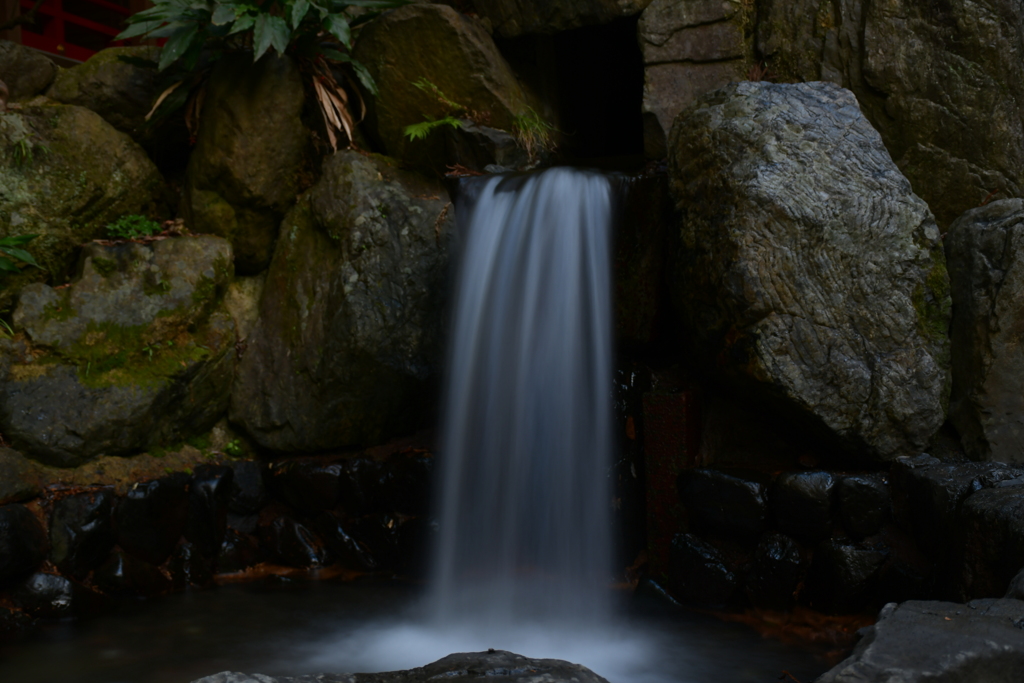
678,468,767,540
114,473,189,566
258,508,330,568
93,549,172,597
10,572,77,618
49,488,116,578
190,650,611,683
0,504,46,585
230,152,453,453
771,472,836,543
185,466,234,558
958,482,1024,599
838,474,890,539
817,599,1024,683
668,532,737,607
744,532,804,611
668,81,950,461
946,200,1024,463
806,538,888,613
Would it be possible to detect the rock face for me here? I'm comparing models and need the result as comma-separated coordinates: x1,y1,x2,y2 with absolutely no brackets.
0,236,236,466
945,200,1024,462
470,0,654,37
667,81,950,461
352,4,534,169
638,0,748,157
0,41,57,101
756,0,1024,229
191,650,611,683
0,102,166,302
183,54,312,274
230,152,453,453
817,599,1024,683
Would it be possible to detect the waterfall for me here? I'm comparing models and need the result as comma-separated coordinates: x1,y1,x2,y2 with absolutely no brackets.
432,167,616,623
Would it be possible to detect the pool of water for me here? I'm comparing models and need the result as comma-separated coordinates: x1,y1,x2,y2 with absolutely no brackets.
0,578,831,683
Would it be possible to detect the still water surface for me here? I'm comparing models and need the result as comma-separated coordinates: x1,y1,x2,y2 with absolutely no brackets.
0,578,829,683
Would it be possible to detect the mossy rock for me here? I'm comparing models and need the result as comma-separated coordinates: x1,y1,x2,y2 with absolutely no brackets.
0,102,167,308
0,236,236,467
0,40,57,101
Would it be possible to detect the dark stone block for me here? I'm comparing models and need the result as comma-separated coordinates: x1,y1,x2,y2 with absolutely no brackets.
667,532,738,607
268,460,343,514
0,504,47,585
8,572,104,619
185,465,234,558
312,511,377,572
49,488,116,579
806,538,888,613
114,473,189,566
771,471,836,543
838,474,890,538
386,452,434,515
678,469,768,540
227,460,268,515
227,512,259,535
875,524,935,603
93,549,172,597
744,533,806,611
217,528,262,573
349,513,402,571
258,508,330,568
168,540,214,589
0,605,34,644
338,458,391,516
958,482,1024,599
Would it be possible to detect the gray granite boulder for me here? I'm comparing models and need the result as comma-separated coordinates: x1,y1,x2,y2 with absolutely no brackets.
817,599,1024,682
668,81,950,461
945,199,1024,463
0,236,236,467
191,651,610,683
229,151,453,453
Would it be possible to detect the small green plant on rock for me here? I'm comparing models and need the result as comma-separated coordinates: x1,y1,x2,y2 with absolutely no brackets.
0,234,42,275
105,215,162,240
513,107,557,162
224,439,245,457
403,78,465,142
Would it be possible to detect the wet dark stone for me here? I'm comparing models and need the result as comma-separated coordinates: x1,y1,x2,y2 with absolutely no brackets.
771,471,836,543
93,549,172,597
0,503,47,585
386,452,433,515
678,469,768,540
0,605,34,643
875,524,935,603
217,528,262,573
349,513,401,571
228,460,268,515
806,538,888,613
312,511,378,572
667,532,738,607
258,508,330,568
891,455,1022,560
398,516,437,577
227,512,259,535
338,458,390,516
49,488,116,579
744,533,806,611
7,572,105,618
185,465,234,558
114,473,189,566
958,482,1024,600
168,540,214,589
268,460,343,514
838,474,890,538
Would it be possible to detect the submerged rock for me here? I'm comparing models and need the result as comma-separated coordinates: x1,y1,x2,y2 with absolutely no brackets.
230,152,453,453
190,650,611,683
668,81,950,461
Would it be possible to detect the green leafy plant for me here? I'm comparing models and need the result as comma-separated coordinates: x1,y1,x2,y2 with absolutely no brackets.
116,0,412,149
403,78,467,142
105,215,162,240
224,439,245,457
0,234,42,275
512,107,557,161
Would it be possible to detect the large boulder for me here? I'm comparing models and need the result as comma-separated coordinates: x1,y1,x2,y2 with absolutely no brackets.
667,81,950,461
0,236,236,467
817,599,1024,683
229,151,453,453
470,0,654,37
0,41,57,101
352,4,535,169
756,0,1024,229
182,54,313,274
0,101,166,304
945,199,1024,462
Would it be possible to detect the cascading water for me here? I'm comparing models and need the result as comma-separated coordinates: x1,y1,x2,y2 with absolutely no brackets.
432,167,616,624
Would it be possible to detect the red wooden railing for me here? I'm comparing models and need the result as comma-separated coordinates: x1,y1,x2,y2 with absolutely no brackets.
19,0,131,62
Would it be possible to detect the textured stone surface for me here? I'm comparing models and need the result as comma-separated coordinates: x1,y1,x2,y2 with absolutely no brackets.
756,0,1024,229
470,0,653,37
0,40,57,100
771,471,836,543
230,152,453,453
49,488,115,578
0,236,236,466
959,482,1024,600
0,448,42,504
668,532,737,607
0,504,46,585
807,538,888,613
114,473,189,566
183,54,312,274
946,200,1024,462
0,101,165,301
817,599,1024,683
191,650,611,683
744,532,805,611
839,473,890,539
667,81,950,461
353,4,534,169
678,468,768,540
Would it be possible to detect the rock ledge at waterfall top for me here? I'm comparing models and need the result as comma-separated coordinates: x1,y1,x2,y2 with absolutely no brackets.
667,80,951,461
190,650,611,683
